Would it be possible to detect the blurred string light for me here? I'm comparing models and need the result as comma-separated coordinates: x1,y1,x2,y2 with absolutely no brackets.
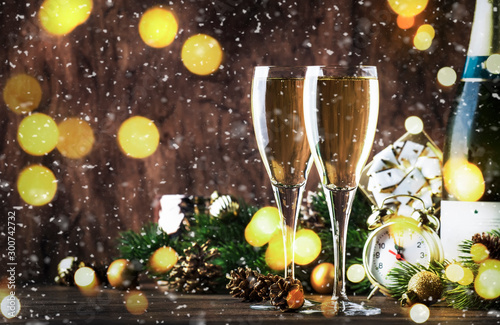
265,230,291,271
244,207,281,247
117,116,160,159
181,34,223,76
0,295,21,319
293,229,321,265
2,74,42,114
388,0,429,17
17,164,57,206
471,243,490,263
409,303,430,323
475,259,500,299
125,290,148,315
57,118,95,159
443,159,485,202
139,6,178,48
397,15,415,29
445,263,465,282
413,24,435,51
346,264,366,283
17,113,59,156
74,266,99,296
404,116,424,135
437,67,457,87
486,53,500,74
39,0,93,35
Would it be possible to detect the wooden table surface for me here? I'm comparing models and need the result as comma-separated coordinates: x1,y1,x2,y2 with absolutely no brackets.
2,284,497,324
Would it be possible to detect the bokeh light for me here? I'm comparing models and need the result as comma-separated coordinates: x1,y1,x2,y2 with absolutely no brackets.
244,206,281,247
417,24,435,38
3,74,42,114
293,229,321,265
57,118,95,159
17,164,57,206
265,230,291,271
397,15,415,29
443,159,485,202
39,0,93,35
475,259,500,299
18,113,59,156
404,116,424,134
74,266,98,295
125,290,148,315
445,263,464,282
413,31,432,51
486,53,500,74
471,243,490,263
457,267,474,286
437,67,457,87
409,303,430,324
107,259,137,289
139,7,178,48
347,264,366,283
0,295,21,319
181,34,223,75
117,116,160,158
388,0,429,17
74,266,96,287
149,246,178,274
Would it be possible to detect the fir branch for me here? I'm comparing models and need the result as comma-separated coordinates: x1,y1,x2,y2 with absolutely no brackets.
386,260,447,299
117,222,177,266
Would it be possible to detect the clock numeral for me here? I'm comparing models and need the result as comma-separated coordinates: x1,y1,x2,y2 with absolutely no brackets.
378,243,385,249
417,241,422,248
378,262,383,269
420,252,425,258
375,252,380,258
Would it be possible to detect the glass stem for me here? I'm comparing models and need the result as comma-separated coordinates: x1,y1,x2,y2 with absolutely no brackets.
272,184,305,279
324,186,357,301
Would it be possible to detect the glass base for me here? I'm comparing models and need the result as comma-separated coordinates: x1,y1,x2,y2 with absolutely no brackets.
300,298,381,316
250,301,275,311
250,298,320,311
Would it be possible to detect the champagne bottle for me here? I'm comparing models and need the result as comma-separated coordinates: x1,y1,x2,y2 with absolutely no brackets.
441,0,500,260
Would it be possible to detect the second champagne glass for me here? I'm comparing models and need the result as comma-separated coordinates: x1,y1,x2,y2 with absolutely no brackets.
251,66,313,283
303,65,381,315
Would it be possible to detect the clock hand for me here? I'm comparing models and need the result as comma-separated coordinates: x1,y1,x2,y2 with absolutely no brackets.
388,249,406,262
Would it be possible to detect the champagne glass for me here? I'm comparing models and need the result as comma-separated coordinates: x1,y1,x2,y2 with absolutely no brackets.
303,65,381,315
251,66,313,284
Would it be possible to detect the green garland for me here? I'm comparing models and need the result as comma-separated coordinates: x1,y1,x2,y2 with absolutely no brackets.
116,187,372,294
386,229,500,310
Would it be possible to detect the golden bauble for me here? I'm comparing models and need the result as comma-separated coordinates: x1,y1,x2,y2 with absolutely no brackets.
107,259,138,289
407,271,443,305
311,262,335,294
149,246,178,274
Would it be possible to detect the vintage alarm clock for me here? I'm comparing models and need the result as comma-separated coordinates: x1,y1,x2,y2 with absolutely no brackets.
362,195,444,298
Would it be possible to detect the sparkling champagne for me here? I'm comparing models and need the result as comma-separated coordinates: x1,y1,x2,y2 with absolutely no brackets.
313,77,379,190
253,77,311,187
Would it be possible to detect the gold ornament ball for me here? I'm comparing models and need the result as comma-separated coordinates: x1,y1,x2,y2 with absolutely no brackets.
311,262,335,294
408,271,443,305
107,259,138,289
149,246,178,274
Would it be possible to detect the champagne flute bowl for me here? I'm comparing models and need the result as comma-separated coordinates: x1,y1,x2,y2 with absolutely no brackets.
251,66,313,284
303,65,381,316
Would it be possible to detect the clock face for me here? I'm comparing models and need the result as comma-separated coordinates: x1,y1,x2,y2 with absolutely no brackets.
365,222,431,286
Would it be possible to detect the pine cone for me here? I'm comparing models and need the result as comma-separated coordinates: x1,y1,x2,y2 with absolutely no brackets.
269,276,304,311
472,232,500,260
169,241,222,293
226,267,262,301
